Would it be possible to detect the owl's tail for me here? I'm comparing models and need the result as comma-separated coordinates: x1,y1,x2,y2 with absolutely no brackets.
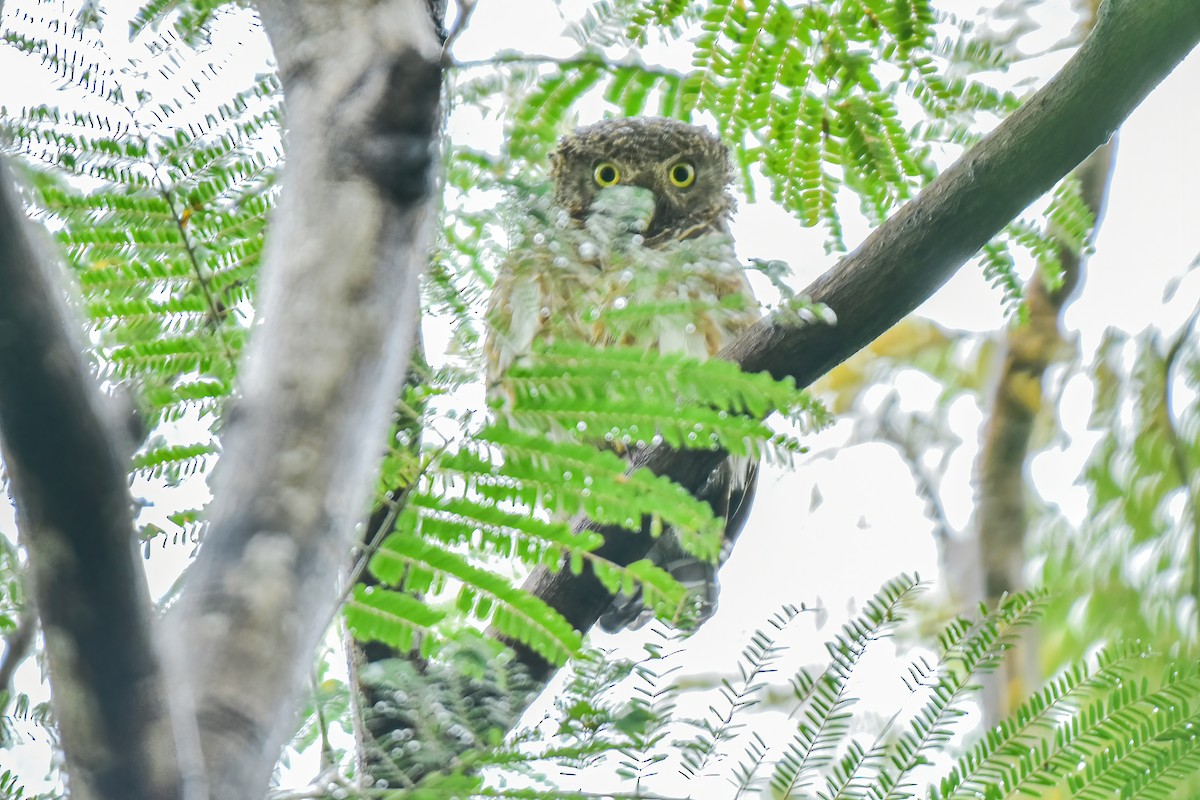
597,455,759,633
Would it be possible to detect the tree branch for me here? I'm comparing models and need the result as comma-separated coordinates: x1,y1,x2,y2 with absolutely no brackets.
0,159,183,800
973,132,1114,727
0,606,34,702
512,0,1200,679
165,1,443,796
968,0,1113,727
977,141,1114,605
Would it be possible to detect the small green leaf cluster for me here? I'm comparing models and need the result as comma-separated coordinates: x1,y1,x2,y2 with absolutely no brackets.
510,341,822,457
332,576,1200,799
3,6,278,509
0,770,29,800
981,177,1098,317
1035,323,1200,668
0,687,55,757
487,0,1018,255
131,0,240,43
350,639,539,791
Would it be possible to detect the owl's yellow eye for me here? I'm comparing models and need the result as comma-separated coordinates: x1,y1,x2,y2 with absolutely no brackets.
593,162,621,187
668,161,696,188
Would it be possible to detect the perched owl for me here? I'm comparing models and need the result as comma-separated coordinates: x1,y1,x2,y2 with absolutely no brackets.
486,117,760,632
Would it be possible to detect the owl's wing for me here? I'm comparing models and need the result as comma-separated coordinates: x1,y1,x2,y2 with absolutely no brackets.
598,238,762,633
598,454,758,632
488,217,763,634
485,221,615,392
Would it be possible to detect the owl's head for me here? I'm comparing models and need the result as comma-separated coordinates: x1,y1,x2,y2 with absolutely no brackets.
550,117,735,245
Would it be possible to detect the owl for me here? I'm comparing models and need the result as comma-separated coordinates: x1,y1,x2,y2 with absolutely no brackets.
486,117,760,632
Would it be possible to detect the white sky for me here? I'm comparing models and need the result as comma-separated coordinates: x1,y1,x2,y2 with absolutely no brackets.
2,0,1199,794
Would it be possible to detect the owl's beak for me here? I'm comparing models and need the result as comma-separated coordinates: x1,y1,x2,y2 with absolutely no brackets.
589,185,657,237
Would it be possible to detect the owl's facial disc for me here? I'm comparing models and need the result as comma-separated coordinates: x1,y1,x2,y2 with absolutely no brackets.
552,118,734,244
585,159,703,241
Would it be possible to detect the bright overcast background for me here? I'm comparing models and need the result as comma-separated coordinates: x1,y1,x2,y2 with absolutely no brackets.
2,0,1199,795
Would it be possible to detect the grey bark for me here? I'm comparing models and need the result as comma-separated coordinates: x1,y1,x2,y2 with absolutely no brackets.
0,1,446,796
162,1,443,797
0,160,183,800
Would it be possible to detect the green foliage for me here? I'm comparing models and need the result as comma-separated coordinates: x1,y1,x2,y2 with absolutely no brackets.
352,639,539,791
289,657,354,768
4,2,1193,799
0,770,28,800
484,0,1019,255
507,342,823,461
678,603,805,784
358,534,585,665
353,367,811,662
317,576,1200,799
0,688,56,754
612,644,679,787
762,577,919,796
1035,319,1200,667
0,537,23,637
2,4,277,506
981,176,1097,318
930,645,1198,800
130,0,248,43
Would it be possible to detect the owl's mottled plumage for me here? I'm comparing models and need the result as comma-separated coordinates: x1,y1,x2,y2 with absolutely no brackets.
486,117,759,632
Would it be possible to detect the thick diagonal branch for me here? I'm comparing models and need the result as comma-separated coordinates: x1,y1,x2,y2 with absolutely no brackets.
513,0,1200,679
0,160,183,800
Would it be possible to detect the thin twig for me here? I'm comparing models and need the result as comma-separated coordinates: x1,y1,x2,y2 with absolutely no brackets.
452,52,682,84
441,0,477,59
0,606,35,700
310,667,334,773
333,430,457,622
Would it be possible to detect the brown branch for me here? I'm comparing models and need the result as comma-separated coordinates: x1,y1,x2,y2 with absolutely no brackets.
165,2,444,796
511,0,1200,679
971,0,1115,725
972,134,1114,727
0,159,183,800
976,142,1114,605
